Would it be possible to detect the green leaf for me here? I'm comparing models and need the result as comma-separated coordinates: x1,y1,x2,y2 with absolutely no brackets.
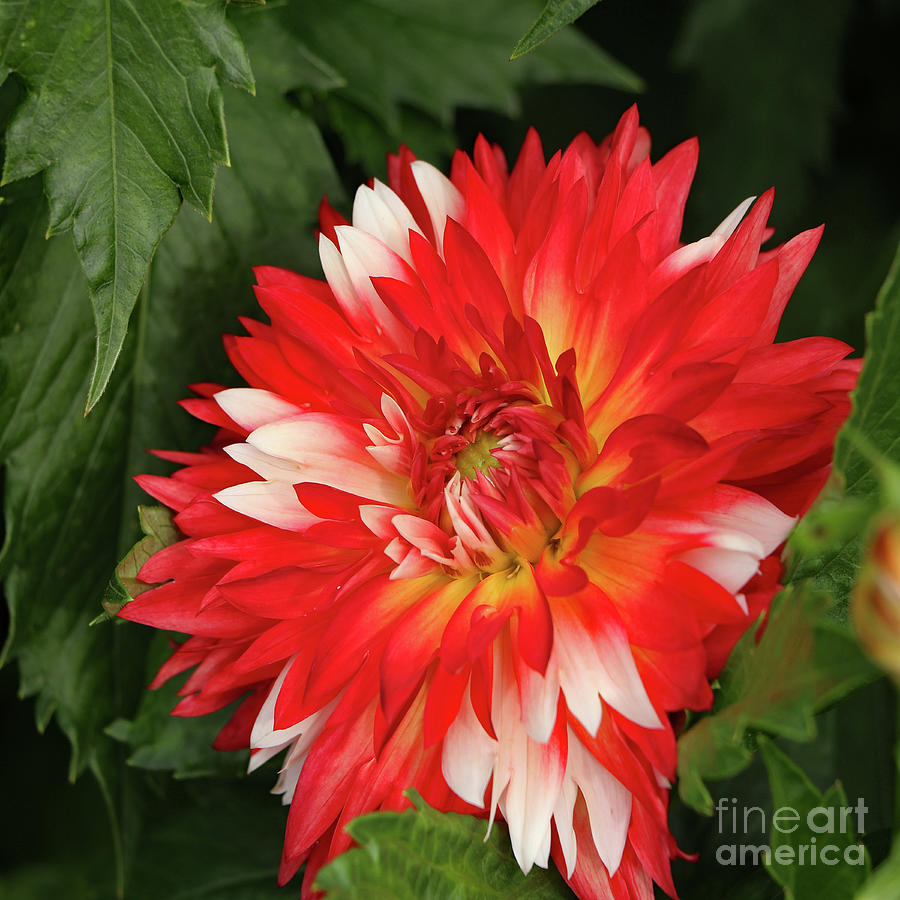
185,0,256,93
835,240,900,504
321,94,460,179
98,505,179,621
126,781,287,899
759,739,869,898
281,0,641,171
0,175,155,886
510,1,603,59
0,775,287,900
105,634,248,779
786,238,900,615
857,841,900,900
115,18,343,524
1,12,340,893
0,863,105,900
675,0,850,232
0,0,254,410
233,6,346,94
784,483,874,595
677,587,878,814
0,175,143,781
0,0,339,792
316,790,573,898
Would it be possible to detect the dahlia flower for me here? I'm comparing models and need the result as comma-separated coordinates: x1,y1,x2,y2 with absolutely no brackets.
120,107,858,899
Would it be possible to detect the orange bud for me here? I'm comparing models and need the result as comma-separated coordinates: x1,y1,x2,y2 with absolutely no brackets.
852,517,900,679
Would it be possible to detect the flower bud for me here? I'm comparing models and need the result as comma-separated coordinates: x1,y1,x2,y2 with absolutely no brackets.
853,517,900,679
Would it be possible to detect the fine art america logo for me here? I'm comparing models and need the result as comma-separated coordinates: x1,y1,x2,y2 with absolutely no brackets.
715,797,868,867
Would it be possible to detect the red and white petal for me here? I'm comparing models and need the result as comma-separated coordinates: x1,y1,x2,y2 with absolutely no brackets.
515,653,562,743
567,735,632,878
247,414,412,507
489,641,567,873
660,485,795,596
213,481,316,531
215,388,304,432
552,771,580,877
333,224,410,347
648,195,755,296
410,160,464,256
441,679,497,808
223,443,304,483
554,608,661,731
351,180,425,264
318,232,378,338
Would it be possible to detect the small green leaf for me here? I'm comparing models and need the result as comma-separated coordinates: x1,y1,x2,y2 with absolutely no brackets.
677,587,878,814
785,482,874,591
511,0,603,59
759,739,869,898
0,0,254,410
316,790,573,898
98,505,179,621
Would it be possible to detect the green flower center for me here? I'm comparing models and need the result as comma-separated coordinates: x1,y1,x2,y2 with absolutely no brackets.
456,431,502,480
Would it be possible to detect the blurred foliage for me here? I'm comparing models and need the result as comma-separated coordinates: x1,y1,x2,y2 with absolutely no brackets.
759,738,869,897
676,586,878,814
0,0,898,898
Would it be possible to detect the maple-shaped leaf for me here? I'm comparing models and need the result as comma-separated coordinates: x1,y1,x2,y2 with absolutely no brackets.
316,791,572,899
0,0,254,411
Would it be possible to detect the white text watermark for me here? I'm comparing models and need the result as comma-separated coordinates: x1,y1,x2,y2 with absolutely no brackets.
713,797,868,867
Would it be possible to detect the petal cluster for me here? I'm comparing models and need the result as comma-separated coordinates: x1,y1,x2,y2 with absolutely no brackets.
120,107,859,899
